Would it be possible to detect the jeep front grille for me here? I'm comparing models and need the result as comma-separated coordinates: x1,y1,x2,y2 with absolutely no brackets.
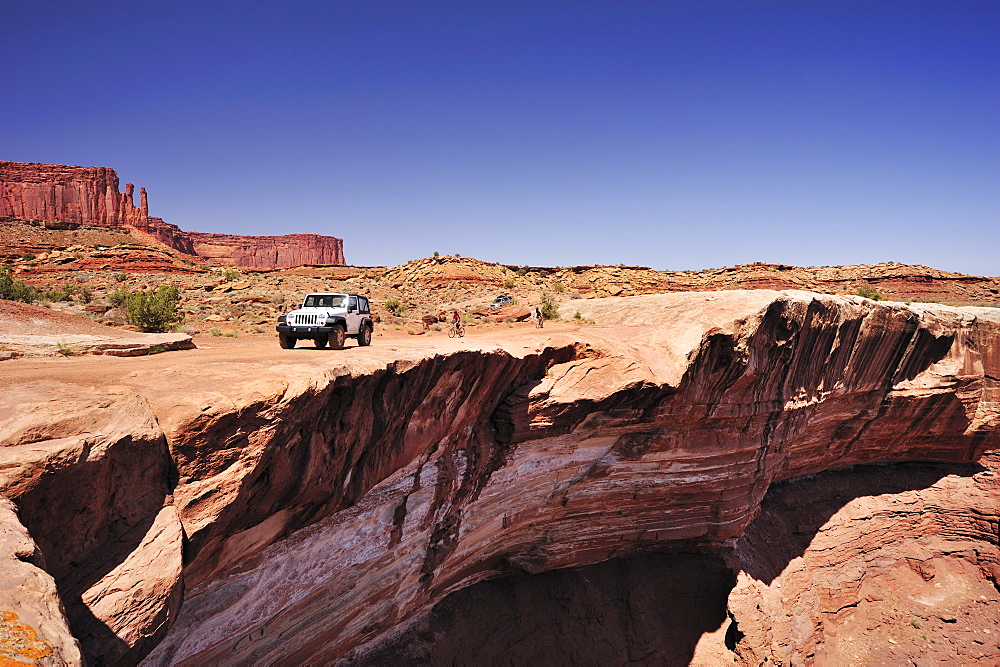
292,314,322,326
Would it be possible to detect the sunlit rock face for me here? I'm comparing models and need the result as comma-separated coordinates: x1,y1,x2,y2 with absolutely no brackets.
137,292,997,665
730,456,1000,665
1,291,996,664
185,231,345,268
0,161,345,268
0,161,149,228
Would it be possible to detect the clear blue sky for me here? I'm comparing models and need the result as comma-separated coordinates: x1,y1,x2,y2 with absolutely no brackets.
5,1,998,273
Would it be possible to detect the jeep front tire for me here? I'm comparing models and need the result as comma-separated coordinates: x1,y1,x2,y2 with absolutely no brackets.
279,334,297,349
328,325,346,350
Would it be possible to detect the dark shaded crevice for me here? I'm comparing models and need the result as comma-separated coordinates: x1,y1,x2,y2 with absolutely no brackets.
724,612,744,651
359,552,737,666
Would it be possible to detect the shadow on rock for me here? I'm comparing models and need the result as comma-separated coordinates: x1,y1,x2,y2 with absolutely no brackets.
362,552,735,666
736,460,986,585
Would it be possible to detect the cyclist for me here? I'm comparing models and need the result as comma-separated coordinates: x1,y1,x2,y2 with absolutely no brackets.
450,310,464,337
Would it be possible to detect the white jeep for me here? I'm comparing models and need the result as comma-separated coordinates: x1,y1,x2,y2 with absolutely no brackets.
276,293,374,350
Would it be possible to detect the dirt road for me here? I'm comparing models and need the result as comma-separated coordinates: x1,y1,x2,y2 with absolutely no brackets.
1,320,591,387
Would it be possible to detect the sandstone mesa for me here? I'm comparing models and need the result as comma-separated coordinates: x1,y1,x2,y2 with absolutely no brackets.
0,161,345,269
0,291,997,664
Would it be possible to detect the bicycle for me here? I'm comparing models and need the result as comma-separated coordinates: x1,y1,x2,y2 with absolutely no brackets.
448,321,465,338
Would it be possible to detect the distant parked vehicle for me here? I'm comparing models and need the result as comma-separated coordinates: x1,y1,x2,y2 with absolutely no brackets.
489,295,513,310
276,292,374,350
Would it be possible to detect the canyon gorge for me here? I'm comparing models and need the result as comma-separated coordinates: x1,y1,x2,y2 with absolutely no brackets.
0,161,345,269
1,291,998,664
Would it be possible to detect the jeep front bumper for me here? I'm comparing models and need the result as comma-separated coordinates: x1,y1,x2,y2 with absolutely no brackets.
276,325,336,339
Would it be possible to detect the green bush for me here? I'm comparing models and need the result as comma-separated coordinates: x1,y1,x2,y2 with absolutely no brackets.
42,287,73,302
503,278,516,289
383,298,404,315
122,283,184,332
540,293,560,320
856,284,884,301
0,267,40,303
20,252,36,261
551,281,566,293
221,266,240,282
113,272,129,283
107,287,129,308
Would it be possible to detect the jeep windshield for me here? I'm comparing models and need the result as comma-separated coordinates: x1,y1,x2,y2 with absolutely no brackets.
303,295,345,308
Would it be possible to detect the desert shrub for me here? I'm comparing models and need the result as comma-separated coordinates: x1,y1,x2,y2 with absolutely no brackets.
540,293,560,320
503,278,516,289
107,288,129,308
856,284,883,301
221,266,240,282
121,283,184,332
573,311,582,320
20,252,36,261
433,251,440,257
551,281,566,292
384,298,404,315
209,327,223,336
113,272,129,283
43,287,73,302
56,342,77,356
0,267,40,303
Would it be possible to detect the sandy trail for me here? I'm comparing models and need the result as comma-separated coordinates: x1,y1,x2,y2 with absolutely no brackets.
1,321,593,387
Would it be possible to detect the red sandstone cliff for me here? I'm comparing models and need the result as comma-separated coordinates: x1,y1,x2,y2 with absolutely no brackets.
0,161,345,268
187,231,345,268
0,161,148,228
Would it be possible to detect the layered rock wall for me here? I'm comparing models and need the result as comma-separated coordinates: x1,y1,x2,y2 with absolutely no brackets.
1,292,997,664
187,231,345,268
0,161,148,228
0,161,345,268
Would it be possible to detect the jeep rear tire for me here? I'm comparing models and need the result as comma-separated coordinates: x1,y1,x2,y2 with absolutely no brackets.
279,334,297,349
328,325,346,350
357,324,372,347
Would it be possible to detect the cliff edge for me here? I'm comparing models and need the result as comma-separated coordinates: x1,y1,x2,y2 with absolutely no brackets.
0,291,997,664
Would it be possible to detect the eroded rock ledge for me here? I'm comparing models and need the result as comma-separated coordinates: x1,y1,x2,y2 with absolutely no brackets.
0,291,997,664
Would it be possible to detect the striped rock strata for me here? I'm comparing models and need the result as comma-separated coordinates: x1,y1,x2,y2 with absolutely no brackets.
0,291,997,664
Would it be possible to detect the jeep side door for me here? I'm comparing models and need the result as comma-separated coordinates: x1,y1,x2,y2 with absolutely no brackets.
346,295,362,334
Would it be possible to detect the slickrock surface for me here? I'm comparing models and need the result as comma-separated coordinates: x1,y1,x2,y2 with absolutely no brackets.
0,300,194,359
0,291,997,664
0,162,345,269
